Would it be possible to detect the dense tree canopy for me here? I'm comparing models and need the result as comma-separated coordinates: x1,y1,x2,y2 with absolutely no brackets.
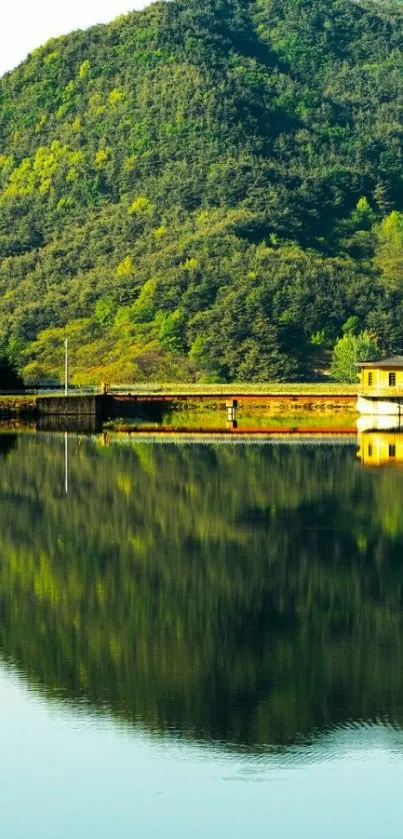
1,0,403,382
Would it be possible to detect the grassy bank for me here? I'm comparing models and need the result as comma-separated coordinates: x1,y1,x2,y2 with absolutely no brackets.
0,384,358,423
108,382,358,395
0,395,37,419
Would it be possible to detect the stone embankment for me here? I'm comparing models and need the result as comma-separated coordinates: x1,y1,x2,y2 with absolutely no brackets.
0,390,357,422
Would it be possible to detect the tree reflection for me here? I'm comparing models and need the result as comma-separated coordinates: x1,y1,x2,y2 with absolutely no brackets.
0,434,402,750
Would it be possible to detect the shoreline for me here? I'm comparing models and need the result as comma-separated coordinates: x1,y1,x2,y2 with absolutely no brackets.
0,395,37,419
0,387,357,420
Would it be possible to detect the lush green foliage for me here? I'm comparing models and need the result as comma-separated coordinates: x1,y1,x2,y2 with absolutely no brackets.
0,354,24,390
2,0,403,381
330,329,380,382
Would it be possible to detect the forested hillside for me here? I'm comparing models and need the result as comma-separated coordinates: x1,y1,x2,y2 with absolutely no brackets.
1,0,403,382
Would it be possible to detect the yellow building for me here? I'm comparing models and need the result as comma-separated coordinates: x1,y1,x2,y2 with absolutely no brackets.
357,431,403,467
357,356,403,415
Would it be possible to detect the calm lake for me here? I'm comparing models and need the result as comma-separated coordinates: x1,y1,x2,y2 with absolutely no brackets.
1,430,403,837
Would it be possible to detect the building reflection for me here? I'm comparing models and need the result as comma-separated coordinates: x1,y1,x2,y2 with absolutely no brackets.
357,416,403,467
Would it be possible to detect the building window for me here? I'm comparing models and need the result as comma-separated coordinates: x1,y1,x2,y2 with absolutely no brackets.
368,445,373,457
389,372,396,387
389,444,396,458
368,372,373,386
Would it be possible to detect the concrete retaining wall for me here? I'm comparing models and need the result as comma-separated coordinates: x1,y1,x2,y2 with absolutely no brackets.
36,395,106,418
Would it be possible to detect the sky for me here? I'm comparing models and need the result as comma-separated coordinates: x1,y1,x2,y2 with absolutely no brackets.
0,0,149,77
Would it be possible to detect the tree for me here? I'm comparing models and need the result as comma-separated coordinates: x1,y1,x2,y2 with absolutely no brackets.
330,331,380,383
342,316,360,337
373,181,392,218
373,212,403,291
95,296,117,327
0,355,24,390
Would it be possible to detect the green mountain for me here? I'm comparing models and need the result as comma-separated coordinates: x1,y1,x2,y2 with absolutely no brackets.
1,0,403,383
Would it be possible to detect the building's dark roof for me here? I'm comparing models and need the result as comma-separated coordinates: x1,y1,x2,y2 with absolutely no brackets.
358,355,403,369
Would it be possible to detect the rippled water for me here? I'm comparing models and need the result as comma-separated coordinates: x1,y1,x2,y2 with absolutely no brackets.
1,431,403,837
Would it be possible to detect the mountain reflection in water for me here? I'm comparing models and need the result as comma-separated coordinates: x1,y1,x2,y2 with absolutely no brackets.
0,432,403,752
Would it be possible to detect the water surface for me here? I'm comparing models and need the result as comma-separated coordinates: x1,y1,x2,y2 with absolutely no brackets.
1,432,403,836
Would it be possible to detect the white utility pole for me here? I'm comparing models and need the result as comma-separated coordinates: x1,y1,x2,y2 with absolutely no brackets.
65,431,69,495
64,338,69,396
